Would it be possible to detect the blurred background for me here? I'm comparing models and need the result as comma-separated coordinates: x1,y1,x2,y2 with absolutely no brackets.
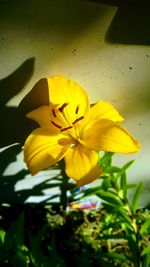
0,0,149,206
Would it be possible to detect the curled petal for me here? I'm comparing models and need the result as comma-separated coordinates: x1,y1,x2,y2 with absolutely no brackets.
82,119,141,154
64,145,102,186
24,127,71,175
47,75,90,125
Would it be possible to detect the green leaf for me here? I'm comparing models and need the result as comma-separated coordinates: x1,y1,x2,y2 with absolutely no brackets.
142,254,150,267
117,208,132,226
105,251,131,261
0,229,6,245
132,182,144,214
141,246,150,256
120,172,127,200
101,178,111,190
142,246,150,267
127,234,138,266
13,251,28,267
101,222,122,231
96,189,123,206
140,218,150,235
30,225,66,267
4,212,24,250
98,152,114,168
83,186,102,196
126,183,137,189
99,234,127,240
115,160,134,181
105,166,121,173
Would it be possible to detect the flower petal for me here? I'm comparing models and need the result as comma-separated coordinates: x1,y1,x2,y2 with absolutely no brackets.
26,105,50,126
82,119,141,153
47,75,90,126
24,126,71,175
86,101,124,124
64,145,102,186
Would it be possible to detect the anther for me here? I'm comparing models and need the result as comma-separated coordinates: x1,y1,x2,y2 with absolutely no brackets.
58,103,68,113
51,121,62,129
61,126,73,132
75,105,80,114
52,108,56,117
72,116,84,125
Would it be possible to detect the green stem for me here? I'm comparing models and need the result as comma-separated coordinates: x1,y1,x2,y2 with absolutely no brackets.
115,189,140,267
59,160,69,211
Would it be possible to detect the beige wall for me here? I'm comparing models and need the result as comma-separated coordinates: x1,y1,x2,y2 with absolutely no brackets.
0,0,149,205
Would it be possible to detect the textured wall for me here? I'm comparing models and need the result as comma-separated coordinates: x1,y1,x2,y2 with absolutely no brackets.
0,0,149,206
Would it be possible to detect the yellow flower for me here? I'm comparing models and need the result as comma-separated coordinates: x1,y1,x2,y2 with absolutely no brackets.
24,75,140,186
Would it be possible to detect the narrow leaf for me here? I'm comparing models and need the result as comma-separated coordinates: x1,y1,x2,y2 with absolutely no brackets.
127,234,138,266
105,251,131,261
83,186,102,196
99,234,127,240
117,208,132,226
105,166,121,174
142,254,150,267
141,246,150,256
0,229,6,245
98,152,114,168
126,184,137,189
120,172,127,200
132,182,144,214
115,160,134,180
140,218,150,235
96,189,123,206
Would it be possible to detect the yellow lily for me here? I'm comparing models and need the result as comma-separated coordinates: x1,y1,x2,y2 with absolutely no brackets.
24,75,140,186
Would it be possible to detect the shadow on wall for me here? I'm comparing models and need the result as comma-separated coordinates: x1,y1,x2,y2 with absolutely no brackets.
105,0,150,45
19,78,49,117
0,58,35,148
0,59,76,204
0,144,76,205
86,0,119,5
0,0,105,50
0,58,35,204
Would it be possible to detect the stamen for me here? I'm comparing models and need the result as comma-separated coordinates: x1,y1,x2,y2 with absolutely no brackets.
52,108,56,117
51,121,62,129
72,116,84,125
58,103,68,113
75,105,79,114
61,126,73,132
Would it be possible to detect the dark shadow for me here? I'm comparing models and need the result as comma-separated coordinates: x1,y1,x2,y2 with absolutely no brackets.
0,58,35,148
0,144,76,204
0,60,76,204
19,78,49,116
0,0,106,48
86,0,119,5
105,0,150,45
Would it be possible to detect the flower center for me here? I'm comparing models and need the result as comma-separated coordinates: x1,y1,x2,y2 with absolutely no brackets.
50,102,84,134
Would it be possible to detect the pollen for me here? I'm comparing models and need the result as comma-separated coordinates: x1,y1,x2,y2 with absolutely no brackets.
58,102,68,113
50,121,62,129
61,126,73,132
52,108,57,117
75,105,80,114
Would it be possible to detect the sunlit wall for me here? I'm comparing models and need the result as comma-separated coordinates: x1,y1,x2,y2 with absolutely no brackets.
0,0,149,206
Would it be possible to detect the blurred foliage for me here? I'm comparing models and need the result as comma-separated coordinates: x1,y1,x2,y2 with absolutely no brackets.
0,153,149,266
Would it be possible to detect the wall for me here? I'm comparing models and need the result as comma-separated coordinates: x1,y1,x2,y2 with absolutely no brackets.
0,0,149,206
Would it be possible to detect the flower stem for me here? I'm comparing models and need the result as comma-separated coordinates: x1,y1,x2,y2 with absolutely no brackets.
59,160,69,211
